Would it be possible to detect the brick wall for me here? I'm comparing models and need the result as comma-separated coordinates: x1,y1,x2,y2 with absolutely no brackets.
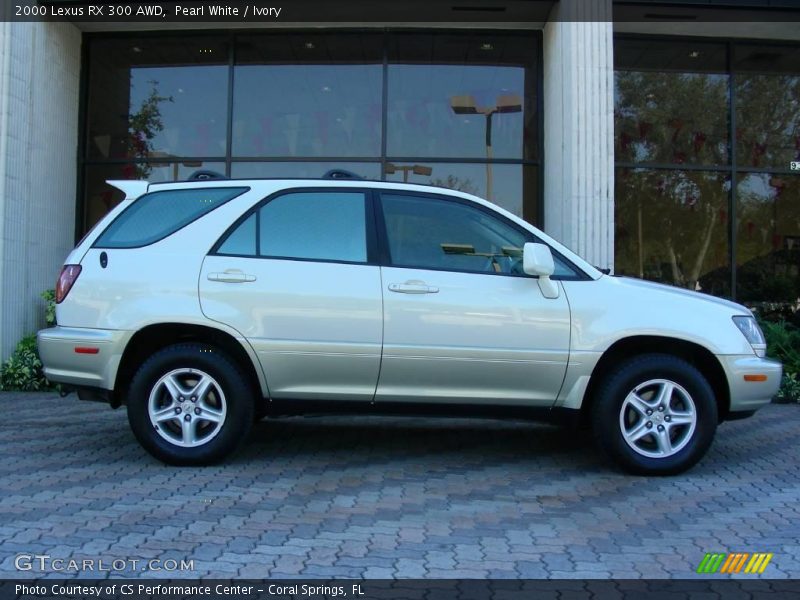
0,22,81,360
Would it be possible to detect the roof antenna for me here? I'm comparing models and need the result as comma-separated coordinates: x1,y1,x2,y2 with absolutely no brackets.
322,169,363,180
188,170,228,181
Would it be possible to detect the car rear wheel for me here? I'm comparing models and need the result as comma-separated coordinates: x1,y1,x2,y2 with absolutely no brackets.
127,343,254,465
592,354,717,475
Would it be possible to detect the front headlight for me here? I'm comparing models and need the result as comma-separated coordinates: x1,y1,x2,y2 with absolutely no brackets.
732,315,767,357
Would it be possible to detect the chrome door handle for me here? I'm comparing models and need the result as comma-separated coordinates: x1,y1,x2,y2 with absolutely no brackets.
207,270,256,283
388,282,439,294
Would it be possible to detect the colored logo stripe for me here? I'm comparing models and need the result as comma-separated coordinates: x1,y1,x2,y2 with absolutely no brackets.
745,553,773,574
697,553,726,574
697,553,773,574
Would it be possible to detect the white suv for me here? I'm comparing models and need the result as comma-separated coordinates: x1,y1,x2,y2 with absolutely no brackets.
38,173,781,474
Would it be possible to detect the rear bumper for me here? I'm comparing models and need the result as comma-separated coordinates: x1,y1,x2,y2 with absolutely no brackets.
37,326,131,390
721,354,782,416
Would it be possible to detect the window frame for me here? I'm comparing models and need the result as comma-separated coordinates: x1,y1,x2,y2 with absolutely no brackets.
93,186,250,250
209,187,379,266
374,189,588,281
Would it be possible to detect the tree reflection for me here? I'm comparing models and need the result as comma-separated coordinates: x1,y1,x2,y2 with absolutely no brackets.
614,70,730,292
736,73,800,169
615,71,728,167
127,81,173,179
616,168,728,294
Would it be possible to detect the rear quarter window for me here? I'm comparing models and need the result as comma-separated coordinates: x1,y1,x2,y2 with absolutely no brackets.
94,187,248,249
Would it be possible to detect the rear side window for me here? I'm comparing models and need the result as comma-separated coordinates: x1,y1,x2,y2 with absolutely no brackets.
94,187,248,249
215,191,368,263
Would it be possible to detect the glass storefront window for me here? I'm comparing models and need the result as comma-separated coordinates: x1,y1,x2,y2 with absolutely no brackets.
387,33,537,160
614,39,729,167
230,162,381,180
734,45,800,171
383,162,536,221
615,168,731,297
86,37,229,160
615,37,800,304
232,34,383,158
81,31,541,239
736,173,800,304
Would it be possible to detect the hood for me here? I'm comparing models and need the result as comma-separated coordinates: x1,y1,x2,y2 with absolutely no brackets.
610,276,752,316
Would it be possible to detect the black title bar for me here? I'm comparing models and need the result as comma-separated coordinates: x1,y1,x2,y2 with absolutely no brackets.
2,0,800,22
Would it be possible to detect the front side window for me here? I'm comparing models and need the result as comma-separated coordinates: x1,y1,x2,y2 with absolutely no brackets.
95,187,248,248
380,193,576,277
216,191,368,263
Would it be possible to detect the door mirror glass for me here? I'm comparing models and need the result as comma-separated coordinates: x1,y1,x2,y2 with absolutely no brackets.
523,243,555,277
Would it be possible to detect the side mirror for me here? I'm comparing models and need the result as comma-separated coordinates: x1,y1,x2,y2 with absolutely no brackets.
523,242,559,299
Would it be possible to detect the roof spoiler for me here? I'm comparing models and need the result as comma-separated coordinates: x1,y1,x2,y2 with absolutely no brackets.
106,180,149,200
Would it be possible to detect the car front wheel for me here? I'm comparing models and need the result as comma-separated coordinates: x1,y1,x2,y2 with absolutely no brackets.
592,354,718,475
127,343,254,465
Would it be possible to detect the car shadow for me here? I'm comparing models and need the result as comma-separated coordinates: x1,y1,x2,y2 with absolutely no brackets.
236,415,602,470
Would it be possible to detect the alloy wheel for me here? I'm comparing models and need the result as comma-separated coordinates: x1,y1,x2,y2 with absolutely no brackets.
147,368,227,448
618,378,697,459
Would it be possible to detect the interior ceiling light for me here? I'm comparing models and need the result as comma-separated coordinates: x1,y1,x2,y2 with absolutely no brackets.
132,46,142,53
480,43,494,51
304,42,315,49
689,51,700,58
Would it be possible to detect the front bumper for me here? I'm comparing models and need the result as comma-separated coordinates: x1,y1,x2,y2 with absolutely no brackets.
720,354,782,416
37,326,131,390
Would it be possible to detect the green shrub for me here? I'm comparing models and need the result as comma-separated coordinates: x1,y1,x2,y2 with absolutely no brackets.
41,289,56,327
777,373,800,404
759,319,800,403
760,320,800,376
0,289,59,392
0,335,49,391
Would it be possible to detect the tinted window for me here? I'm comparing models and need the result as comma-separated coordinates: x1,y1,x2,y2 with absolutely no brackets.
259,192,367,263
381,193,576,277
95,187,247,248
217,214,256,256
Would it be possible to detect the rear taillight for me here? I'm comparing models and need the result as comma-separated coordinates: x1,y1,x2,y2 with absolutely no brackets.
55,265,82,304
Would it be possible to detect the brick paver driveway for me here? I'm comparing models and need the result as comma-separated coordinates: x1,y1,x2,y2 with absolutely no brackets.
1,392,799,579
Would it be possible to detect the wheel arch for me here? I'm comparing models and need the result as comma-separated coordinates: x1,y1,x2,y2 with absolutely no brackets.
581,335,730,424
114,323,267,405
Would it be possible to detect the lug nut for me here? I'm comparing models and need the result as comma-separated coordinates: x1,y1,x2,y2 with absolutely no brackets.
646,421,653,428
657,424,664,431
184,414,191,422
658,405,664,411
178,396,185,402
646,409,653,416
174,407,181,414
664,415,671,422
191,396,197,402
195,408,201,415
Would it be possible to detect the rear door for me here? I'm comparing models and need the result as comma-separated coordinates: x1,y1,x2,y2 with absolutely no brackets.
199,189,383,401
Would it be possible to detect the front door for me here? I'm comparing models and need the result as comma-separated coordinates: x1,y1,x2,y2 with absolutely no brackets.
200,189,383,401
375,192,572,406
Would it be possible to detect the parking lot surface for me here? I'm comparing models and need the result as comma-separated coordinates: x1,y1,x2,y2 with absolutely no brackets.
1,392,799,579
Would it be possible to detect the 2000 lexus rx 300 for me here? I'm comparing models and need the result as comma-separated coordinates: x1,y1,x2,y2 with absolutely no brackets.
37,172,782,474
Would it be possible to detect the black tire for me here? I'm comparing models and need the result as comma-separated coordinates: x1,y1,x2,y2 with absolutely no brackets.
591,354,717,475
127,343,254,465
